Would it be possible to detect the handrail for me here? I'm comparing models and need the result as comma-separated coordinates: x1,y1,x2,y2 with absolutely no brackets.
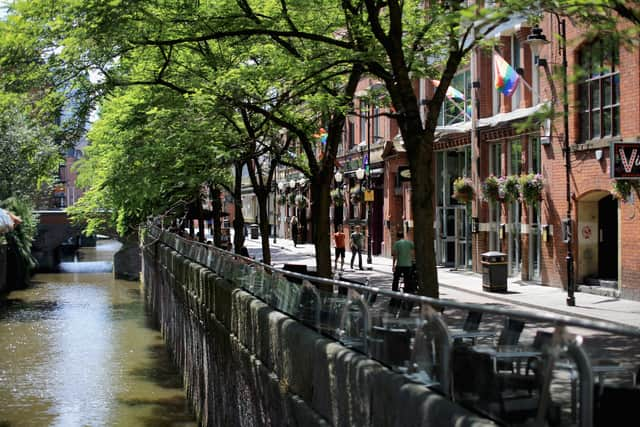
146,224,640,338
146,224,638,426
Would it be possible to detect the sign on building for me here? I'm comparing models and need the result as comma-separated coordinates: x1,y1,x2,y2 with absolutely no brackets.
611,142,640,179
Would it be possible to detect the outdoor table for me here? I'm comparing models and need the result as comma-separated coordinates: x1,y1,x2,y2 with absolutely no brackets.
556,360,637,423
471,344,542,374
449,329,496,344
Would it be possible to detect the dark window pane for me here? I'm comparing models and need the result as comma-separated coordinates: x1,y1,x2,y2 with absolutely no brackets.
613,74,620,104
603,108,611,136
592,110,601,138
579,83,589,110
603,77,612,106
613,106,619,136
580,112,590,142
591,81,600,107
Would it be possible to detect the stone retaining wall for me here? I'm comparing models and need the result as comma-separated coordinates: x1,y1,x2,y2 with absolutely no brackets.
142,230,494,427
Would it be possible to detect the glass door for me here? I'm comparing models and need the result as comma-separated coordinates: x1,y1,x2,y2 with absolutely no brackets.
436,148,471,268
508,139,523,276
529,136,542,281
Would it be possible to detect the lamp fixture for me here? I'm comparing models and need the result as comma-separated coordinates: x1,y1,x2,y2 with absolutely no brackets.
355,167,365,181
525,25,550,66
288,179,296,189
277,182,285,191
334,171,343,183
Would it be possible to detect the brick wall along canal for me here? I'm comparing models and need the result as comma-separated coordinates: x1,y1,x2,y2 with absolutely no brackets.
0,240,196,427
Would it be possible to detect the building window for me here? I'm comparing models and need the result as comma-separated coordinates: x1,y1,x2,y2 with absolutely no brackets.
360,101,368,144
438,69,471,126
373,106,380,142
578,38,620,142
348,120,355,149
511,36,521,110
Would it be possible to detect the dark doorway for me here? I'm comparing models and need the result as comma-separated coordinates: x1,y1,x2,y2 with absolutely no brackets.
598,196,618,279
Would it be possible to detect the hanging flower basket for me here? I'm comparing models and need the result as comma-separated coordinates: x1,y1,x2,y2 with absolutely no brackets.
331,188,344,206
519,173,544,206
452,177,475,204
500,175,520,204
482,175,501,203
611,179,640,203
295,194,308,209
288,192,296,205
278,194,287,205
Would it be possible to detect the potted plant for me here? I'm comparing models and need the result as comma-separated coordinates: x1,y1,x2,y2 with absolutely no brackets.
330,188,344,206
482,175,501,203
295,194,308,209
278,194,287,205
519,173,544,206
611,179,639,203
288,192,296,205
500,175,520,204
452,177,475,204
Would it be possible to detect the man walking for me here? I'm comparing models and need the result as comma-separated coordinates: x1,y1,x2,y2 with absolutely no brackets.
333,225,346,271
392,231,415,293
350,225,364,270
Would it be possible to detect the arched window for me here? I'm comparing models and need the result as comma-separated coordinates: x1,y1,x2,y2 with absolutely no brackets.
578,38,620,142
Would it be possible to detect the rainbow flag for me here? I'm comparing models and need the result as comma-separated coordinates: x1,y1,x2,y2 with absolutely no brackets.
432,80,465,101
493,53,520,97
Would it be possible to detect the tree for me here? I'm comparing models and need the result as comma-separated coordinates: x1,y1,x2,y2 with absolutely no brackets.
0,93,59,201
69,85,231,238
5,0,633,294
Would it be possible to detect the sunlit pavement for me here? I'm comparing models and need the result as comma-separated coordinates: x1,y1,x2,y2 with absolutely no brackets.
243,235,640,328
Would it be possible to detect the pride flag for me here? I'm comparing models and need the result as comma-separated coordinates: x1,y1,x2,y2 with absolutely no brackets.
493,53,520,97
432,80,465,101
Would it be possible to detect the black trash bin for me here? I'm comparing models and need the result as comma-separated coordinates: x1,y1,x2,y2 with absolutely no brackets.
250,224,259,239
481,251,507,292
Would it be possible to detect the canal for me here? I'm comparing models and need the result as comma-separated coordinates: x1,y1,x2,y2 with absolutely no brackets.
0,240,196,427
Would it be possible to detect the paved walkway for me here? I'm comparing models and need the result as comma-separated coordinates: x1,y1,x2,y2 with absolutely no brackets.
244,236,640,329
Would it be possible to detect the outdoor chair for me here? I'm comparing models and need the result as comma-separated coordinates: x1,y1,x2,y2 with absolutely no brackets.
370,325,412,368
495,318,525,372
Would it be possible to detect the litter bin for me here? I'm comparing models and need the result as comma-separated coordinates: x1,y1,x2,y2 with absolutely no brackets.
481,251,507,292
250,224,259,239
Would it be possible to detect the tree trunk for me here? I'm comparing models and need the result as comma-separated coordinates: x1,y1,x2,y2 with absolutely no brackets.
232,163,246,254
210,186,222,248
311,171,333,280
408,132,439,298
256,190,272,265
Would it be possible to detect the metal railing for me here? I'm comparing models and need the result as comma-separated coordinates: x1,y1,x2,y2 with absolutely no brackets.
146,225,640,426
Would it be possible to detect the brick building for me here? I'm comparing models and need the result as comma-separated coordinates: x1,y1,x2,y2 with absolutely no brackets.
431,13,640,300
331,12,640,300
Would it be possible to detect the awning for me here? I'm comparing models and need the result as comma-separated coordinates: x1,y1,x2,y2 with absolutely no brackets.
435,102,549,138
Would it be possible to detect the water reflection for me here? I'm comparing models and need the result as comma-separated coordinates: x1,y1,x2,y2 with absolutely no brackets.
0,241,196,427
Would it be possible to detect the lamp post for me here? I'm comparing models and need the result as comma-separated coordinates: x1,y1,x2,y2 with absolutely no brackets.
527,20,575,306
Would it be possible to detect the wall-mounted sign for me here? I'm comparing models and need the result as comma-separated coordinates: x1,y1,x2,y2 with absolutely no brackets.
611,142,640,179
364,190,374,202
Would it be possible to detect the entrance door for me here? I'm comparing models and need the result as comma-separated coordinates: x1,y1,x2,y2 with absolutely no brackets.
598,196,618,279
437,206,468,268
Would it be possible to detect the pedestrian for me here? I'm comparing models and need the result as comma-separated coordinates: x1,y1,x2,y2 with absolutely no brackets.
392,230,415,293
350,225,364,270
290,215,298,247
333,224,346,271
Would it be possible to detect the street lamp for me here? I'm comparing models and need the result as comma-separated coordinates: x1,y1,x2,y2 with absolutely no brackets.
526,21,575,306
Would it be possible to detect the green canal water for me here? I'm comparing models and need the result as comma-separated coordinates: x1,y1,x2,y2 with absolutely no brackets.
0,241,196,427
